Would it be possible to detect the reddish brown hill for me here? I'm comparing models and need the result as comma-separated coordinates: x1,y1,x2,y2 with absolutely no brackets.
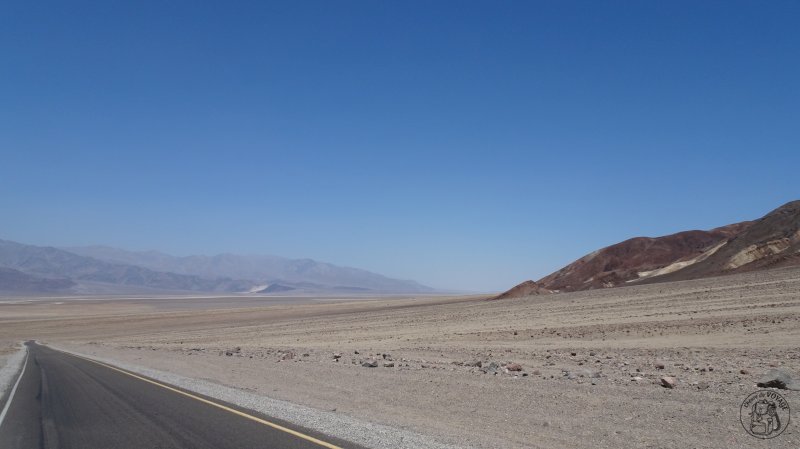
645,200,800,283
492,280,552,299
536,222,751,292
523,200,800,293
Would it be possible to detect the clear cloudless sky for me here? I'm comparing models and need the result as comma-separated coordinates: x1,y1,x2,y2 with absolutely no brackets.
1,1,799,292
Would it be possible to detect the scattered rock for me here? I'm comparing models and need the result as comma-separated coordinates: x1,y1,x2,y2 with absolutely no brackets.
361,359,378,368
480,362,500,375
739,369,749,375
757,369,800,390
383,362,395,368
464,360,482,367
655,362,665,370
505,363,522,372
660,376,677,389
333,353,342,360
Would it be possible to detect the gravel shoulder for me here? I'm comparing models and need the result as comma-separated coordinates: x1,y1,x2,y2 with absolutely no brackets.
0,343,27,409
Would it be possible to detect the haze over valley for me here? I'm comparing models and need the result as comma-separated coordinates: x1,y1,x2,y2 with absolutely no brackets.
0,240,433,295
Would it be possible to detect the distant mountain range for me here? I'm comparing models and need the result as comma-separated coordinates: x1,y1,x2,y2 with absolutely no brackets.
0,240,433,294
499,200,800,298
0,267,76,292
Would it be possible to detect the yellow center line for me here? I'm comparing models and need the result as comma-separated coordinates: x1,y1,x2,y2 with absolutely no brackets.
54,348,345,449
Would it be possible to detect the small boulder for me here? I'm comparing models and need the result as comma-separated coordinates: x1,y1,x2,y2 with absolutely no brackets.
660,376,677,389
361,359,378,368
505,363,523,372
655,362,665,370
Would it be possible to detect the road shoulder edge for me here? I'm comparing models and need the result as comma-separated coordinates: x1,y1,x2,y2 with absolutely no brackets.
0,343,29,425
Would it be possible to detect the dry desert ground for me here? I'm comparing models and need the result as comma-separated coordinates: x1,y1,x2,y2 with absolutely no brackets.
2,267,800,448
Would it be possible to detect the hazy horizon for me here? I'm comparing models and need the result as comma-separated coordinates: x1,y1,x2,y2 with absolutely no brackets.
2,1,799,291
2,199,793,292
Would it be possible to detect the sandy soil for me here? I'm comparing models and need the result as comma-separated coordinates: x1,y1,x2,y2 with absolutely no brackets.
2,268,800,448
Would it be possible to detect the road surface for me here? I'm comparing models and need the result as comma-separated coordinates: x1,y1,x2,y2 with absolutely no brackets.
0,342,363,449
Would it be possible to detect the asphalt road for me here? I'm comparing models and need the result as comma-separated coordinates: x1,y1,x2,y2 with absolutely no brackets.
0,342,363,449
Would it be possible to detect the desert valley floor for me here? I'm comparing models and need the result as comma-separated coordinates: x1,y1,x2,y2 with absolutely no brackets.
2,267,800,448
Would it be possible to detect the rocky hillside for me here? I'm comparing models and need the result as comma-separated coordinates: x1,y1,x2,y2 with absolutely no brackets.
505,200,799,295
645,200,800,284
536,222,751,292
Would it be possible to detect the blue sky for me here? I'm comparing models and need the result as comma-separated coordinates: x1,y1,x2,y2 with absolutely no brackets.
1,1,798,292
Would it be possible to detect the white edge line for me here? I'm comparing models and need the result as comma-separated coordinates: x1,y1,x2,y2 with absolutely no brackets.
0,348,29,429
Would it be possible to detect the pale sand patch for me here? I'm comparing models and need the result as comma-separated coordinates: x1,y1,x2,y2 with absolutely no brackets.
636,240,728,280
